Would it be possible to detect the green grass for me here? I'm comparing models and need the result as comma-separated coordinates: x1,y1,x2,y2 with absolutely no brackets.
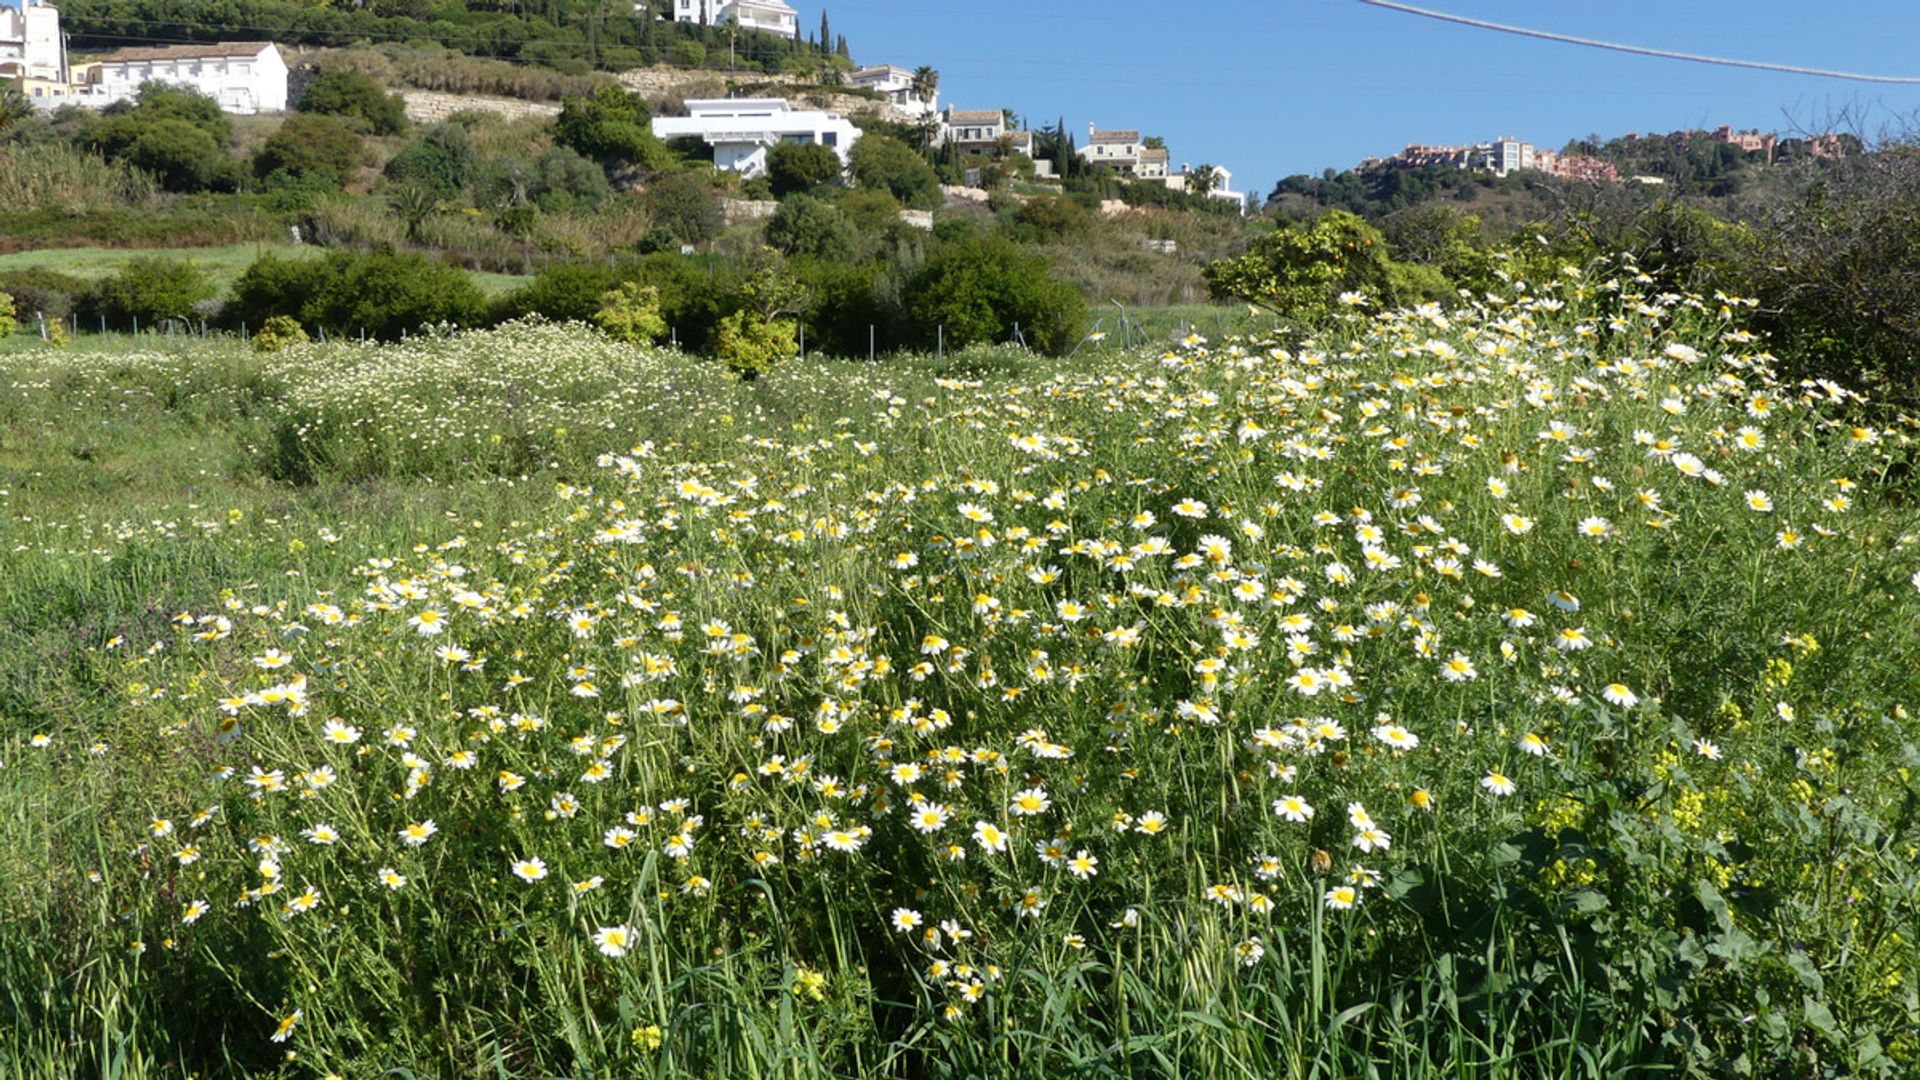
2,277,1919,1078
0,244,531,310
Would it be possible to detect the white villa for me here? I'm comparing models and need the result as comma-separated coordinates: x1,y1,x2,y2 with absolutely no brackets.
651,98,860,178
5,0,286,115
1080,124,1144,174
75,42,288,113
944,108,1005,153
1164,163,1244,207
662,0,799,39
0,0,65,83
848,64,935,119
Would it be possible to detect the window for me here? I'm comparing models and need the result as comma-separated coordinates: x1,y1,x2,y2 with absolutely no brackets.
823,131,837,147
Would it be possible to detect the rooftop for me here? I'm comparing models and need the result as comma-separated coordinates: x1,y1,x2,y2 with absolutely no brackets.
1091,129,1140,143
947,109,1003,126
98,41,277,63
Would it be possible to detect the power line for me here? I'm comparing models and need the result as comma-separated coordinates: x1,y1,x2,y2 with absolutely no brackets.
1358,0,1920,85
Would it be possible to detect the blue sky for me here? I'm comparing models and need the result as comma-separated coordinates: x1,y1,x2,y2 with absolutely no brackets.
826,0,1920,199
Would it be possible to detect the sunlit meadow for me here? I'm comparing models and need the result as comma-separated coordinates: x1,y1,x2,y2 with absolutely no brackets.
3,263,1920,1078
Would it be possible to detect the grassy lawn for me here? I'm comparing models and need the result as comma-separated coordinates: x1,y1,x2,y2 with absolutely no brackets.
0,243,531,302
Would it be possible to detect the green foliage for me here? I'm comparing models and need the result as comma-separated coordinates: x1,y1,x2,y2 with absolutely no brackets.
0,269,89,326
765,193,857,260
227,250,486,340
0,291,14,338
87,86,239,194
766,140,843,197
83,256,215,327
593,281,667,345
297,68,407,136
251,314,308,352
530,145,610,211
711,308,797,376
1205,209,1447,324
639,170,722,246
254,114,364,190
554,86,663,169
381,122,477,198
1010,193,1093,242
386,183,441,243
905,235,1087,355
494,263,618,324
849,133,941,211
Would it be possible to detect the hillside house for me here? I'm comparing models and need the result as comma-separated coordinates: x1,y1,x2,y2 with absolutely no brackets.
663,0,799,39
651,97,860,178
944,108,1006,153
1080,124,1143,174
849,64,935,119
1136,146,1169,180
0,0,65,83
76,42,289,113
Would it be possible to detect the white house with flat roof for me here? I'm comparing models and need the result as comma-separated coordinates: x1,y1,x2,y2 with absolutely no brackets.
652,98,860,178
663,0,798,39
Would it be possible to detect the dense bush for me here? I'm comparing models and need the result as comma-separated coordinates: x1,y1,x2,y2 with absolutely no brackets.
382,122,478,197
83,256,216,328
849,133,941,211
640,170,723,246
87,84,239,194
254,114,365,189
1205,209,1448,324
530,146,610,210
0,268,89,325
765,193,858,260
904,235,1087,355
767,140,843,197
554,86,662,169
297,68,407,136
493,263,618,324
226,250,487,340
593,281,667,345
1010,193,1094,242
251,313,309,352
712,309,797,376
0,290,14,338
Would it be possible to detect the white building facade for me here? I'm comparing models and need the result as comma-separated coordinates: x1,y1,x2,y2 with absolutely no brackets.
849,64,935,119
665,0,798,39
1,0,68,83
1080,124,1143,174
73,42,288,114
652,98,860,178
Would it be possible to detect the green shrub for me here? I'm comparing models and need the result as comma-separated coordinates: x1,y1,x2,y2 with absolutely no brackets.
767,141,843,197
1203,209,1448,325
532,146,611,211
251,314,309,351
765,193,857,260
904,235,1086,355
0,291,15,338
594,281,667,344
1011,193,1092,242
84,256,216,329
640,170,723,246
306,250,489,339
712,309,797,376
254,114,364,189
493,263,618,324
226,250,487,340
554,86,663,169
849,134,941,210
0,268,89,325
382,122,477,198
297,68,407,135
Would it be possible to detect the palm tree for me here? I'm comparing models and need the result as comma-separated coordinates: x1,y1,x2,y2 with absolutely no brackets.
388,184,442,245
0,79,32,136
911,66,940,106
1186,164,1220,198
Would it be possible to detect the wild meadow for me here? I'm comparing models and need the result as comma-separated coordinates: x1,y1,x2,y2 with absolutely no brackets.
2,262,1919,1079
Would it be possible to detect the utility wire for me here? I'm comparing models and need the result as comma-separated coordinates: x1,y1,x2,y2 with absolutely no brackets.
1358,0,1920,85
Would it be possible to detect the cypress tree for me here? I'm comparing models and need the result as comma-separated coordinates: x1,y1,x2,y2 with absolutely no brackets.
835,34,849,59
820,11,831,54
